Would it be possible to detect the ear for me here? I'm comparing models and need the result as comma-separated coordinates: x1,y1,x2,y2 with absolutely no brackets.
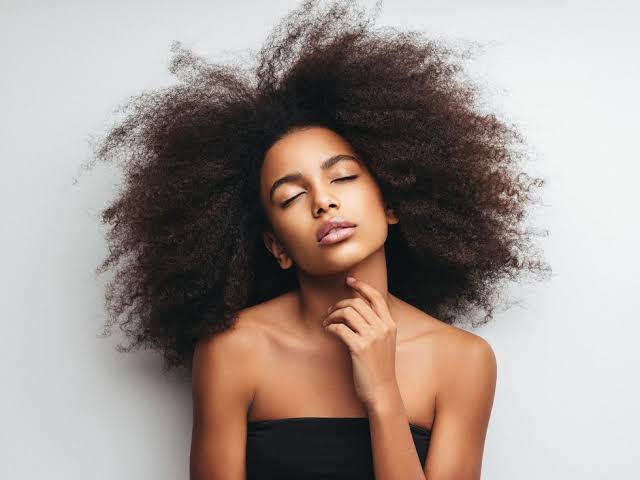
262,230,294,269
385,205,399,225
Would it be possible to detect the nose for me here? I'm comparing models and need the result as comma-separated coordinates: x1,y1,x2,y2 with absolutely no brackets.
313,189,340,216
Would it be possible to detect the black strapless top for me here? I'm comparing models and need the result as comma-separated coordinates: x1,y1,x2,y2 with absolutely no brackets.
246,416,431,479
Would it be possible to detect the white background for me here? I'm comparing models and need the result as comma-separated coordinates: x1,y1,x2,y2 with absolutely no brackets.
1,0,638,478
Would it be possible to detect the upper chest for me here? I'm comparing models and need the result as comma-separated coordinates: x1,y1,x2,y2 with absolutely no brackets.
247,307,442,431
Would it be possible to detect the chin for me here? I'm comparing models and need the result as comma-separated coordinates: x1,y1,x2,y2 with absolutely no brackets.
309,242,383,275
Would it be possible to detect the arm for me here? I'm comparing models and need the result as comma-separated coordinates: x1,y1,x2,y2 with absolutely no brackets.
367,387,429,480
367,335,496,480
422,335,497,479
189,322,259,480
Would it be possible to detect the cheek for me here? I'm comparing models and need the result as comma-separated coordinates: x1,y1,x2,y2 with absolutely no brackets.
355,180,386,214
359,186,390,233
269,217,310,260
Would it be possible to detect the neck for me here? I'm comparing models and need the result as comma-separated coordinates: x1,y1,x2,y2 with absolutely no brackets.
293,246,395,337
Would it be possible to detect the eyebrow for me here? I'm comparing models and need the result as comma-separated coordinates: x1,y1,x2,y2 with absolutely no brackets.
268,154,361,203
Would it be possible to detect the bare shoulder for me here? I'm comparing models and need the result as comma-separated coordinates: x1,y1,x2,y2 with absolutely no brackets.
191,303,272,407
194,307,264,364
189,307,273,479
400,313,497,477
430,320,495,360
195,291,296,360
393,296,496,390
426,320,497,405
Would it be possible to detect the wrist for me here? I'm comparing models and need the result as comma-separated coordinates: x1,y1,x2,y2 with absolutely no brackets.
365,382,404,415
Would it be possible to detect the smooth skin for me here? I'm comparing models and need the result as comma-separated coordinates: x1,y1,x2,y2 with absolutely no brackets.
190,126,497,479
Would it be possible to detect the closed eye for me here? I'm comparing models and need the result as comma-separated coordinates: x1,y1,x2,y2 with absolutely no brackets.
279,175,359,208
333,175,358,183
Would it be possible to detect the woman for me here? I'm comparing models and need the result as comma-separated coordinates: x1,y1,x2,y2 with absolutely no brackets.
92,1,550,478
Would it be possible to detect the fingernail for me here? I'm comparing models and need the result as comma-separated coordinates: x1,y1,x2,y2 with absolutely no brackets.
346,276,355,284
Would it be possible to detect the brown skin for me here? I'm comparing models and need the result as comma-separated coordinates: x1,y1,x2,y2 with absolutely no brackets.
190,126,497,480
259,125,400,342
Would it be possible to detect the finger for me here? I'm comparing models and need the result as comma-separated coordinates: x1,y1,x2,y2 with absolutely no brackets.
345,277,394,326
324,306,370,336
324,322,363,352
329,297,379,328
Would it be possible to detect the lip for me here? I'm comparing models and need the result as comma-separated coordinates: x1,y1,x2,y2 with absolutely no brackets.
316,216,357,243
318,226,357,245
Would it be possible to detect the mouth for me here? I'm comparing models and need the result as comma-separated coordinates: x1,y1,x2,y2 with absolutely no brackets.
316,216,357,243
317,225,357,246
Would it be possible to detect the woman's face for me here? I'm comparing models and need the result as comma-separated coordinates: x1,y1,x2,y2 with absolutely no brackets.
259,125,398,276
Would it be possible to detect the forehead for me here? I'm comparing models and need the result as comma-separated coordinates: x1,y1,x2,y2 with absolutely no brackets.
261,126,358,182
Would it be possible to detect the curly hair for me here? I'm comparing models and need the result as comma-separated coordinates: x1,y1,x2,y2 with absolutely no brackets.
87,0,551,374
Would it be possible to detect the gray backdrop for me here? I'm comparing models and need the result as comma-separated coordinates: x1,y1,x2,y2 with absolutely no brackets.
1,0,637,478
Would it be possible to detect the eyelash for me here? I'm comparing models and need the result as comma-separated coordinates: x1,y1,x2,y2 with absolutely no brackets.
280,175,359,208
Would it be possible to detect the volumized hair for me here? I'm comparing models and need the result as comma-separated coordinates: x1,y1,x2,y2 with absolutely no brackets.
89,0,551,373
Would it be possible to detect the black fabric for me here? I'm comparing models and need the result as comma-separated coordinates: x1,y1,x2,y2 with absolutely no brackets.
246,417,431,479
